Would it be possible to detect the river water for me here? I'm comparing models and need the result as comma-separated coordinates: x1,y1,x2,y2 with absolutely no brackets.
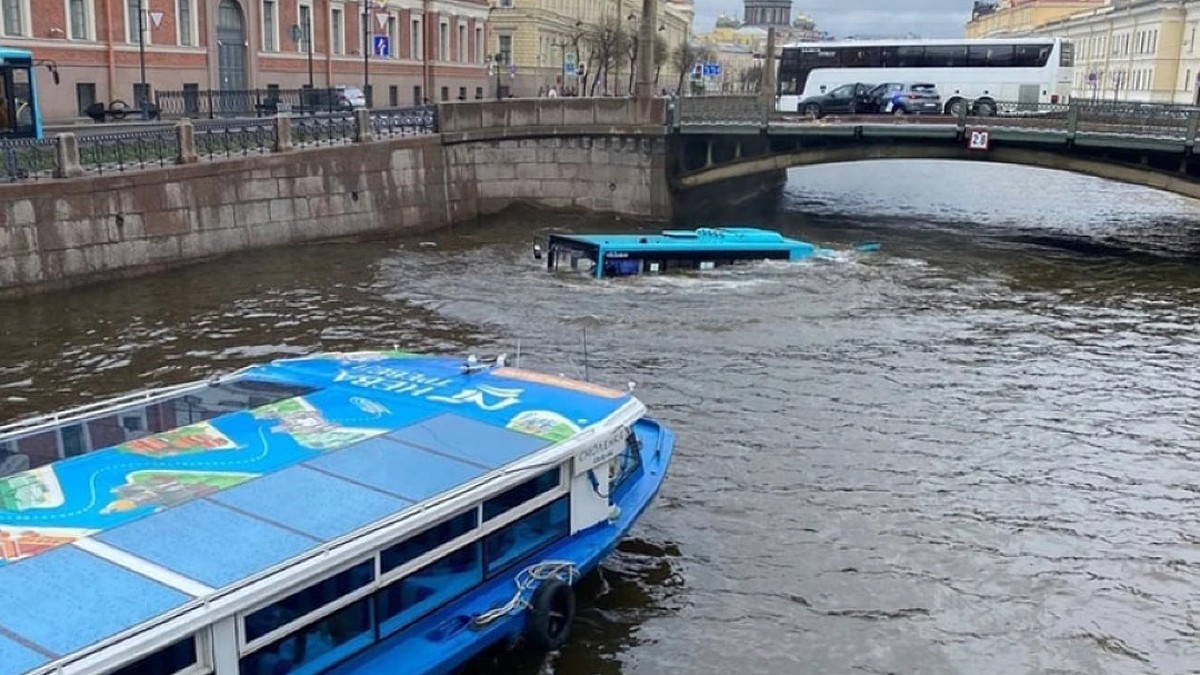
5,160,1200,675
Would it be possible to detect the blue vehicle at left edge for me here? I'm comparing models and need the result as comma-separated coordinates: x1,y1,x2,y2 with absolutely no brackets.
0,47,50,139
0,350,675,675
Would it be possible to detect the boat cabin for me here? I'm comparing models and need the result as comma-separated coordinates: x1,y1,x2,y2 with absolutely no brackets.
544,227,824,278
0,352,674,675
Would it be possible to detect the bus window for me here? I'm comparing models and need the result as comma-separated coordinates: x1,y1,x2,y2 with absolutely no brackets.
923,45,969,67
1014,44,1052,67
968,45,1014,67
894,46,924,68
11,67,33,132
841,47,878,68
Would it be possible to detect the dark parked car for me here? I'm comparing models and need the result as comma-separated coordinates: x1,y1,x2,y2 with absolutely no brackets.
797,82,874,117
867,82,942,115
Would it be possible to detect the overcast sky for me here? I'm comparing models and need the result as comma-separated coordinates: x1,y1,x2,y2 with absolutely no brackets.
692,0,974,38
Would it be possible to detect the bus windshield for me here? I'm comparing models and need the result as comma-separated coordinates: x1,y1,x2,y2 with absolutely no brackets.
777,38,1072,115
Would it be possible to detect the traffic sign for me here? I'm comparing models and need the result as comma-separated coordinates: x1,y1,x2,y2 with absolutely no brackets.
148,10,164,29
565,51,577,76
373,35,390,57
967,129,990,151
509,63,517,78
701,62,722,77
1087,71,1098,85
375,11,389,30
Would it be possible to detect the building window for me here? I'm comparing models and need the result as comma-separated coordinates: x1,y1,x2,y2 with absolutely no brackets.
498,34,512,63
1,0,25,36
176,0,193,46
387,15,398,59
412,84,421,104
474,86,482,99
475,26,483,64
67,0,92,40
330,5,344,55
438,21,448,61
75,82,96,116
440,85,448,101
262,0,277,51
410,18,422,59
457,23,466,62
125,0,146,44
298,3,312,53
388,84,398,105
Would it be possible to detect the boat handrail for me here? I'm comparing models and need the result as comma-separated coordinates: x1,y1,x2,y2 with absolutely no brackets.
0,366,252,440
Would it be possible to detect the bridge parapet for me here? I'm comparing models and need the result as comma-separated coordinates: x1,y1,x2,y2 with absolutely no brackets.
438,97,667,133
675,95,767,126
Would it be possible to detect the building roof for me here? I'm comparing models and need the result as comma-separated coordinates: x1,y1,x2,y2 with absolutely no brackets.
0,352,634,675
550,227,817,253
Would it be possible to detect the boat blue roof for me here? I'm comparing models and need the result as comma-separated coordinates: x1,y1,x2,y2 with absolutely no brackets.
0,352,634,674
550,227,817,253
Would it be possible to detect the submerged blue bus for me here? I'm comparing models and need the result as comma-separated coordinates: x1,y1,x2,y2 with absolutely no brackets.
0,47,44,139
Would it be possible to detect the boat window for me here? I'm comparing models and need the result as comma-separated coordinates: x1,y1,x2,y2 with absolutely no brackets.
379,509,478,574
243,559,374,644
375,541,483,636
483,496,570,577
482,467,561,521
238,598,374,675
611,431,643,494
104,635,200,675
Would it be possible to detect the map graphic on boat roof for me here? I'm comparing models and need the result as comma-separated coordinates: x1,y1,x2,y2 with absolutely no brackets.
0,352,635,675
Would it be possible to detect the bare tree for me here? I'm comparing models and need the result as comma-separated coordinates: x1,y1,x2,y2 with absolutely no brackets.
653,34,669,89
586,15,631,95
739,64,763,93
671,42,714,96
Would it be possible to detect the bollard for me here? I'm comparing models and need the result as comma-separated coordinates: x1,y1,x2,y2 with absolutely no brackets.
274,113,293,152
176,120,198,164
52,133,83,178
354,108,373,143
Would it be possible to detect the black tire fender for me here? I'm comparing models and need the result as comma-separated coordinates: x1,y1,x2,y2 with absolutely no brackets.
525,578,576,652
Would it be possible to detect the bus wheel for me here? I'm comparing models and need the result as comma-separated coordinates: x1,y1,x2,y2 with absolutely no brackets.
946,98,967,116
974,100,997,117
526,578,576,652
802,103,821,118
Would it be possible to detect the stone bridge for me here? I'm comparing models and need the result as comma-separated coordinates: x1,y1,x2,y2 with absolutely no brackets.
671,95,1200,201
4,94,1200,297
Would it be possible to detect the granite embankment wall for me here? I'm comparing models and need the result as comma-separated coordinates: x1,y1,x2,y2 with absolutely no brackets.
0,98,669,299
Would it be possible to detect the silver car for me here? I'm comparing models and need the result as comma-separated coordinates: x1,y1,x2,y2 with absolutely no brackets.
869,82,942,115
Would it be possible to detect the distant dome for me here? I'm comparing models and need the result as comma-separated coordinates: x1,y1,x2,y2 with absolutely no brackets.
715,12,741,28
793,13,814,28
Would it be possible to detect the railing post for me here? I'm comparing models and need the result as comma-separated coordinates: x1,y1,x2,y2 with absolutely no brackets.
176,120,198,164
955,101,967,131
274,113,293,152
1186,111,1199,151
354,108,373,143
1066,105,1079,141
52,133,83,179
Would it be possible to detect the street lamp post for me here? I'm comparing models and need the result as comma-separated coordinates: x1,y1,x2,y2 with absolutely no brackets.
362,4,370,106
493,53,504,100
137,0,148,118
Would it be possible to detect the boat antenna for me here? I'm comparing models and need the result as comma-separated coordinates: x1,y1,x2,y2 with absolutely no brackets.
582,327,590,382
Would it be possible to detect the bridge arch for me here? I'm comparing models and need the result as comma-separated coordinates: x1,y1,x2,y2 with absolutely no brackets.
674,138,1200,202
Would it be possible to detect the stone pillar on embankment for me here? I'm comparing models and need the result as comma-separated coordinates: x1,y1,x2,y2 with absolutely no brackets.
0,97,673,299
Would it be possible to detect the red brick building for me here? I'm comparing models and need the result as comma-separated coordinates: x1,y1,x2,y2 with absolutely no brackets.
0,0,491,123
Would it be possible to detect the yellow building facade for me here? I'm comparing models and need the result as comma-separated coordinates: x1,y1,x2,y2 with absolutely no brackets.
486,0,693,96
1024,0,1200,104
965,0,1106,38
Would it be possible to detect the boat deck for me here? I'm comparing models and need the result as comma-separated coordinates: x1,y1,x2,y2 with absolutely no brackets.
0,352,634,675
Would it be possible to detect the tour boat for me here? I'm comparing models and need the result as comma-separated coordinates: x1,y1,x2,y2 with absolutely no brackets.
538,227,880,278
0,350,674,675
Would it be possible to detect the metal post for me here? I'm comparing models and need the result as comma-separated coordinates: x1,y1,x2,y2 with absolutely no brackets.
137,0,148,119
494,54,502,100
306,13,314,88
759,27,776,125
362,4,370,106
